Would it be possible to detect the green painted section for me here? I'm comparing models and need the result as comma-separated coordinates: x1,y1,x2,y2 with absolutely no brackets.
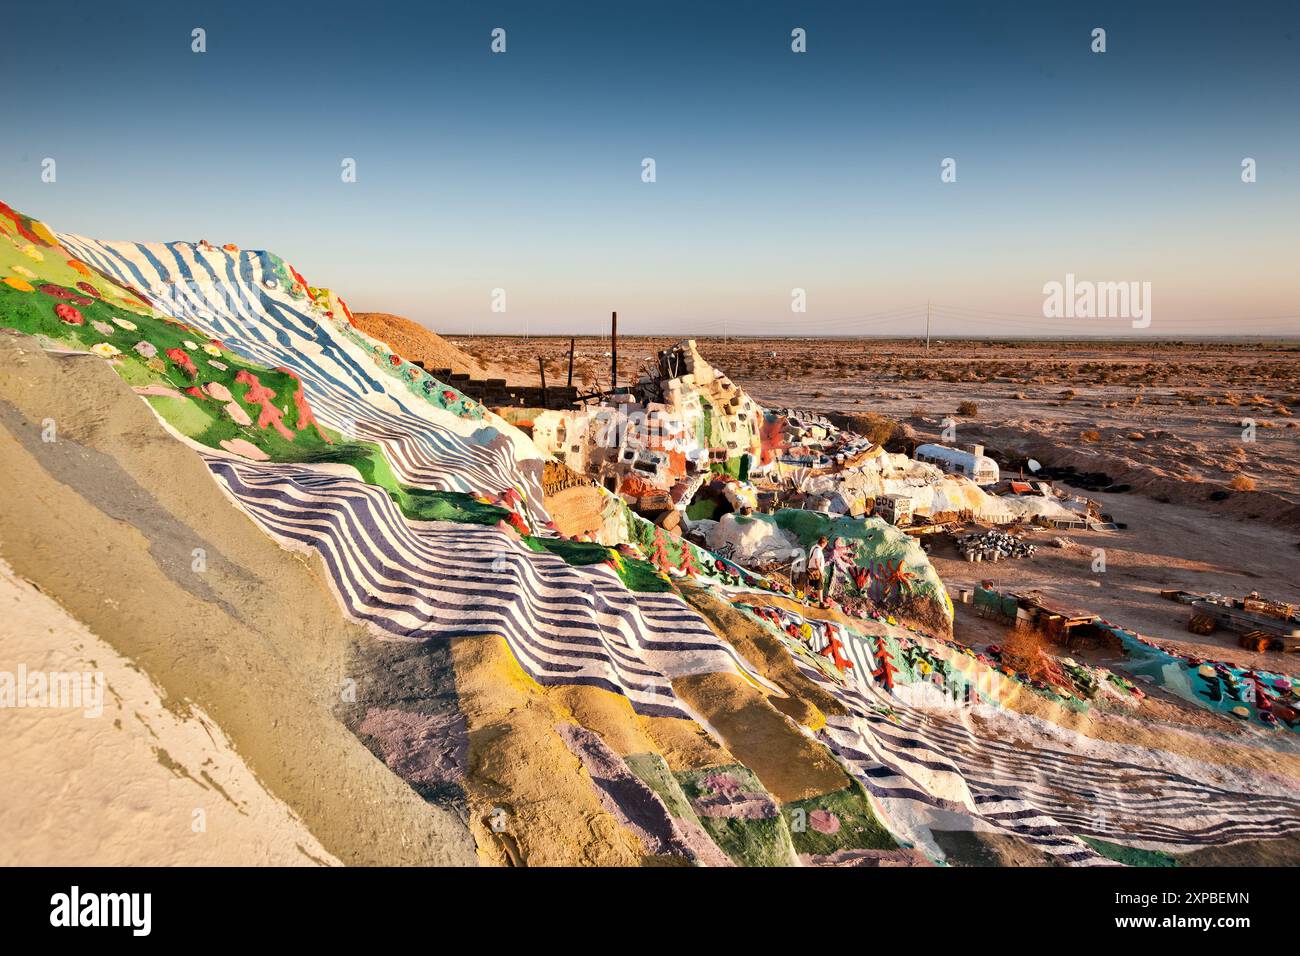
0,275,333,462
674,765,798,867
625,753,697,822
685,496,719,521
710,454,748,479
695,395,714,448
1082,837,1179,867
784,784,897,857
770,509,952,622
527,535,677,593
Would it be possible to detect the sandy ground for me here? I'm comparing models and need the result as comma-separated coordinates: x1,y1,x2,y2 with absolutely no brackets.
0,556,338,866
0,332,478,865
931,491,1300,674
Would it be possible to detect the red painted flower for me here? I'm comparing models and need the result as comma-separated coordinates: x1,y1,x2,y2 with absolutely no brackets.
75,281,101,298
389,354,401,366
39,283,78,300
810,810,841,834
165,347,199,379
54,303,83,325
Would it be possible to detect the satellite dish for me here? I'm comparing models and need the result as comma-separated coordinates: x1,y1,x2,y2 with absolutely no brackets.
1027,459,1041,473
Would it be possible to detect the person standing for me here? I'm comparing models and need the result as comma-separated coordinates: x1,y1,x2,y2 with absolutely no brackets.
807,535,830,606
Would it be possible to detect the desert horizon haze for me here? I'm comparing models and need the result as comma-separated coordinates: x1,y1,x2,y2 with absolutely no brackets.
2,0,1297,336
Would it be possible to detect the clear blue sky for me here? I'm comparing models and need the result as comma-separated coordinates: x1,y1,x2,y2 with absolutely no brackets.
3,0,1297,336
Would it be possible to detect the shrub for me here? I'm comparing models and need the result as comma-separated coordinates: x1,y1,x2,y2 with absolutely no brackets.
956,400,978,417
1229,474,1256,492
828,411,904,447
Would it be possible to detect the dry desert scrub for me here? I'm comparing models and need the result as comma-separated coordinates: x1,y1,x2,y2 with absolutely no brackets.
829,411,905,447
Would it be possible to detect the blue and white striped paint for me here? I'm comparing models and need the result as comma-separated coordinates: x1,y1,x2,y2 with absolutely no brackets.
58,233,551,524
203,452,776,720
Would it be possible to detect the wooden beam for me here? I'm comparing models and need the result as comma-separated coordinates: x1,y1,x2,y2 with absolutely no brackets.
610,311,618,390
537,356,548,407
567,336,575,388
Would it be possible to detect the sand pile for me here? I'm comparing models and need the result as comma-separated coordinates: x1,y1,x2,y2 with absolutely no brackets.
0,556,338,866
351,311,489,378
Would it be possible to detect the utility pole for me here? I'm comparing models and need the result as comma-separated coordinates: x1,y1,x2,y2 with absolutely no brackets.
610,311,618,390
925,300,932,352
566,337,575,388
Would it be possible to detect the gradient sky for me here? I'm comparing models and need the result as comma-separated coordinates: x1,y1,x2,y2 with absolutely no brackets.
3,0,1297,336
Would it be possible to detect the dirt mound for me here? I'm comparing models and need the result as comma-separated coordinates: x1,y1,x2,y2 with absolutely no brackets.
351,311,489,378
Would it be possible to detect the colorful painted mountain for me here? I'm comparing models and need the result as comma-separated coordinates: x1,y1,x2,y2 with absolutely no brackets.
3,197,1298,867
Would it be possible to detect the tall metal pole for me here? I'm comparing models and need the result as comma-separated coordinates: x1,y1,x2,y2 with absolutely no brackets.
610,311,618,390
566,336,575,387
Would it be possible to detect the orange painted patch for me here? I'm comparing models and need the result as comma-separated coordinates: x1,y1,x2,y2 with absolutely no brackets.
235,369,295,440
272,366,333,443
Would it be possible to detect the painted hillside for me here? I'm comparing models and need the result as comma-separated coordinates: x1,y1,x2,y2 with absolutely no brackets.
3,198,1299,867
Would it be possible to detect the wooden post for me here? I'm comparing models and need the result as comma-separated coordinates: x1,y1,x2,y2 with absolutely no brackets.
610,311,618,390
538,356,549,407
567,337,575,388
